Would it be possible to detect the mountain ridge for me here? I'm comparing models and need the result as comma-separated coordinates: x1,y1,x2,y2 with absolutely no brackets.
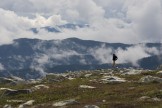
0,37,162,79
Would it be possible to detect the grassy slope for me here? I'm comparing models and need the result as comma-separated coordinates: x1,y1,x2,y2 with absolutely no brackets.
0,70,162,108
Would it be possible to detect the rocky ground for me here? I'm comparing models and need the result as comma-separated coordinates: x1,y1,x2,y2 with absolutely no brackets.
1,67,162,108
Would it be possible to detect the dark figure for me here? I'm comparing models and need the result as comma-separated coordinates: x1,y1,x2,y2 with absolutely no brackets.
112,54,118,67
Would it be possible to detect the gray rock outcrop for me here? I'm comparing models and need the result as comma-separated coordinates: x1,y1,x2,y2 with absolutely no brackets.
53,99,79,107
84,105,100,108
139,75,162,83
100,76,126,84
18,100,35,108
2,89,31,96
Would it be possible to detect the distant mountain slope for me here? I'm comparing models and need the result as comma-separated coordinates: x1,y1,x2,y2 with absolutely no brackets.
138,55,162,69
0,38,161,79
30,23,89,33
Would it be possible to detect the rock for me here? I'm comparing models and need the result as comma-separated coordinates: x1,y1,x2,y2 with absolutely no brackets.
3,105,12,108
79,85,96,89
53,99,79,107
28,79,41,84
2,89,31,96
7,100,24,103
10,76,26,84
89,79,97,83
121,69,142,75
152,97,161,102
157,65,162,70
18,100,35,108
84,105,100,108
138,96,161,102
102,100,106,103
35,84,49,89
101,76,126,84
31,84,49,91
46,74,66,82
139,96,151,101
85,74,92,78
128,87,135,90
0,77,16,85
157,71,162,76
0,88,14,91
139,75,162,83
68,77,75,80
31,103,52,108
0,77,26,85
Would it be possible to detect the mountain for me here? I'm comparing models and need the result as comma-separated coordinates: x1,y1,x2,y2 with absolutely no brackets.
30,23,89,33
138,55,162,69
0,38,161,79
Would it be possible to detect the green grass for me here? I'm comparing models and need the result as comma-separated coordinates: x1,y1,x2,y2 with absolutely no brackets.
1,70,162,108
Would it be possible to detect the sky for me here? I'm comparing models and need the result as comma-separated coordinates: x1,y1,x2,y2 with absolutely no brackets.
0,0,162,45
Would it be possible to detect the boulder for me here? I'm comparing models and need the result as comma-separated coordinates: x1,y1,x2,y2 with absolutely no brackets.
121,69,142,75
53,99,79,107
18,100,35,108
79,85,96,89
3,105,12,108
68,77,76,80
2,89,31,96
157,71,162,77
139,75,162,83
138,96,151,101
30,103,52,108
28,79,41,84
0,76,27,85
10,76,26,84
84,105,100,108
157,65,162,70
46,74,66,82
0,77,16,85
84,74,92,78
0,88,14,91
152,97,161,102
101,76,126,84
31,84,49,91
138,96,161,102
7,100,24,103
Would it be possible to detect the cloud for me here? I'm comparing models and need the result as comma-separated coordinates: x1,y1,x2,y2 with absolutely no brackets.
90,44,161,67
0,0,162,44
30,42,86,73
0,63,5,71
27,42,162,70
116,45,150,66
0,8,67,45
89,44,113,64
126,0,162,42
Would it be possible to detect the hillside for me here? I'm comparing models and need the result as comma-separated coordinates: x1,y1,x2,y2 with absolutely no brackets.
1,68,162,108
0,38,162,79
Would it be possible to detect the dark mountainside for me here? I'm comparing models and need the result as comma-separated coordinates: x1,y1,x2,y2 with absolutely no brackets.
30,23,89,33
0,38,162,79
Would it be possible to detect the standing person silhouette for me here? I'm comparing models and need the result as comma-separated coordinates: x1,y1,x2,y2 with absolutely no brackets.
112,54,118,67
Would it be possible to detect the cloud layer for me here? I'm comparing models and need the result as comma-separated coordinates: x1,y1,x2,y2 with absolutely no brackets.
0,0,162,45
89,43,162,67
0,63,5,71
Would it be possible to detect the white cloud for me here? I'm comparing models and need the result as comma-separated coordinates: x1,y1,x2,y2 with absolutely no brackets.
0,63,5,70
89,44,113,64
90,44,161,66
116,45,150,66
0,0,162,44
126,0,162,42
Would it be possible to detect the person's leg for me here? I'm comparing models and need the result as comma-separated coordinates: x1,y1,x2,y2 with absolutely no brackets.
113,60,115,67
